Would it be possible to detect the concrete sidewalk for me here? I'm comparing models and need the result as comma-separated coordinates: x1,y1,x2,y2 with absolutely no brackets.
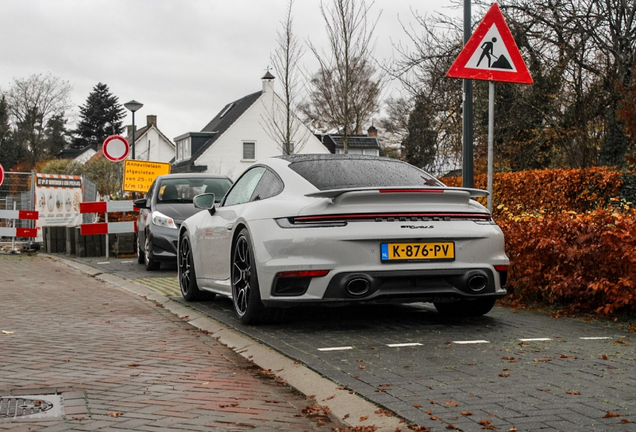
0,254,346,431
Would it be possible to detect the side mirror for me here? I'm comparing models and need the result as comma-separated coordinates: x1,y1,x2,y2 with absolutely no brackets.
193,193,216,215
133,198,149,209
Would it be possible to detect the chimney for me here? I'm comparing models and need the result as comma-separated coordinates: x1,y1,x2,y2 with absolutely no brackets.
367,125,378,137
147,115,157,128
262,70,275,93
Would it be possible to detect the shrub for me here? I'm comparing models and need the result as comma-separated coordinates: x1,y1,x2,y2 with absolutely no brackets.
443,168,636,315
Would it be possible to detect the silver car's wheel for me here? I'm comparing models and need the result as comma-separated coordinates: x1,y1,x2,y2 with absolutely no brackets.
179,233,207,301
144,233,160,271
232,229,264,324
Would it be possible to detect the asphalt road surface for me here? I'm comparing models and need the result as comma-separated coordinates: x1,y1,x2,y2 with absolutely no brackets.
70,256,636,431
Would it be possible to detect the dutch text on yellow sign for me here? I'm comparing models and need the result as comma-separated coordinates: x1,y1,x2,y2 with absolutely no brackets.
123,160,171,193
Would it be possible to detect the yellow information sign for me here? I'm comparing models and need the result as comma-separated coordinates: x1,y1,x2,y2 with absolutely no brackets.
123,160,171,193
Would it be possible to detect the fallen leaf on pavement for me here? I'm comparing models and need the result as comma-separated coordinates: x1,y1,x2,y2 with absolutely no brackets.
107,412,124,417
2,330,14,335
604,411,620,418
566,391,581,395
444,401,459,407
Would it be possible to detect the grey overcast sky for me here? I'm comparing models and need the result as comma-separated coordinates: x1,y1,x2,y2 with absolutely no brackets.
0,0,460,143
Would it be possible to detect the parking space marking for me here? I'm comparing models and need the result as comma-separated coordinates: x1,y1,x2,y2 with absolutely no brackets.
317,346,354,352
519,338,552,342
580,336,612,340
97,261,110,265
453,340,490,344
387,343,423,348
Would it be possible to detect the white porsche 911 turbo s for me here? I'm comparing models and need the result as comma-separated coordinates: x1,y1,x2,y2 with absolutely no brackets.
178,155,509,324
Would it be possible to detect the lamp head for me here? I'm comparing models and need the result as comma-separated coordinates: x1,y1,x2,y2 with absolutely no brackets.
124,100,143,113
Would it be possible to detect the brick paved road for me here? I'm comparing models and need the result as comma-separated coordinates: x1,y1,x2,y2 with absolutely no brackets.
185,296,636,431
44,255,636,431
0,255,341,431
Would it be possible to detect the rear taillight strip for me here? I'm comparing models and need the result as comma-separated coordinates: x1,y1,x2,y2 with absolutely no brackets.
293,213,491,223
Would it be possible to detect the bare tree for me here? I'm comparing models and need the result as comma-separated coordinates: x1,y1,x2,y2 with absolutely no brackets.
261,0,311,155
385,7,464,173
303,0,383,153
5,73,73,168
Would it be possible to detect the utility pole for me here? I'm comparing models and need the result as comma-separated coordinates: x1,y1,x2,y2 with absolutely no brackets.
462,0,474,188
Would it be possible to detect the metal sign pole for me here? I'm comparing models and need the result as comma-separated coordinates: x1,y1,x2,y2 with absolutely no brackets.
487,81,495,213
105,199,109,259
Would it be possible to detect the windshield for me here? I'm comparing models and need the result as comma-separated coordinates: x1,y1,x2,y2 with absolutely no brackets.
158,178,233,203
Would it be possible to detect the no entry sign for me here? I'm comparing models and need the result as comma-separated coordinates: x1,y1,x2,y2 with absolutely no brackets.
102,135,130,162
0,162,4,187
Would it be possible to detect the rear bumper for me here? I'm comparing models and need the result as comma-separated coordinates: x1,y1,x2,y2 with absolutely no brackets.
263,267,507,307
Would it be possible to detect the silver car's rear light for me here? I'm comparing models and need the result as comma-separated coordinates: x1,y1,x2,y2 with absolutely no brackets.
277,213,492,228
276,218,348,228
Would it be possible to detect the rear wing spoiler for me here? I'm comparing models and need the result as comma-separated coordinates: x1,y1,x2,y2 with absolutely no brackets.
305,187,489,199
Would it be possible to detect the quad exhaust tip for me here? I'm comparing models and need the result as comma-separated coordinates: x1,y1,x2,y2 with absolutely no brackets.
468,274,488,292
346,278,371,296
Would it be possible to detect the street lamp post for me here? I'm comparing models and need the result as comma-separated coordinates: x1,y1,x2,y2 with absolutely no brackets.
124,100,143,160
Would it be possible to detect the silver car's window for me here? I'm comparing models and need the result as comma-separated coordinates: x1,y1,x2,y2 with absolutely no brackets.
250,169,283,201
224,167,266,206
288,157,443,190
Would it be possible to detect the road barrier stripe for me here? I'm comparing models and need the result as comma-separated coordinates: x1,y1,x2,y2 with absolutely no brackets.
79,200,138,236
0,209,39,238
0,210,39,220
80,201,136,213
80,221,136,236
0,227,38,238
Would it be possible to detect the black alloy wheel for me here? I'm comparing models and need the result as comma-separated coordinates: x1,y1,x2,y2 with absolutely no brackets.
231,229,265,324
179,233,205,301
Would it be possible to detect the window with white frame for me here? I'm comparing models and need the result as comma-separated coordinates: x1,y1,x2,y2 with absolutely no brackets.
243,142,255,160
176,138,191,161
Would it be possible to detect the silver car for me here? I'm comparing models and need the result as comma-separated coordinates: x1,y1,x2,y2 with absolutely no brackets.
178,155,509,324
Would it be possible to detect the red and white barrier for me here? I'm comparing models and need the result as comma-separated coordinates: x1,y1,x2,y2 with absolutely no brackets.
79,201,138,236
0,210,39,238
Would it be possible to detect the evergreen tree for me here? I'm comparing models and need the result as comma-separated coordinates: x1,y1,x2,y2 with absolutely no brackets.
402,97,437,171
45,113,70,158
73,83,125,149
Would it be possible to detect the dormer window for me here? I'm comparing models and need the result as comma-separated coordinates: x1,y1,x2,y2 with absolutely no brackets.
176,137,191,161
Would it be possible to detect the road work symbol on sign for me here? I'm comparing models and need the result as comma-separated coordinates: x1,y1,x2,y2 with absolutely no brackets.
447,3,532,84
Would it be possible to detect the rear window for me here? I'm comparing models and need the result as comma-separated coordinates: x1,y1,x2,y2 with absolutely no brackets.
288,157,443,191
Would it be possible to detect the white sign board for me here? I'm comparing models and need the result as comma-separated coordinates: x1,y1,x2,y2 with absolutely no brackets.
34,174,83,242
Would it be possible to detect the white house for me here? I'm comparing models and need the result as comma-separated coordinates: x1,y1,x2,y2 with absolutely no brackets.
125,115,175,163
172,73,329,179
58,144,97,164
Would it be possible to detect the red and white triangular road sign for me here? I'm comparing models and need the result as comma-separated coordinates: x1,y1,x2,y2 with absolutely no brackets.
447,3,533,84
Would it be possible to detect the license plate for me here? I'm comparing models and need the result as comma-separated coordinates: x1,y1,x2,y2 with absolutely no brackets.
381,242,455,262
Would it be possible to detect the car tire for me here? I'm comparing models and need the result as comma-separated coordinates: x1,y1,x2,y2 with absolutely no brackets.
144,233,161,271
178,232,209,301
136,234,145,264
231,229,267,324
434,297,497,317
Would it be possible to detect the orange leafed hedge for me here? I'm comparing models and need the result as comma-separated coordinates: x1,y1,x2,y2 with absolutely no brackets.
443,168,636,315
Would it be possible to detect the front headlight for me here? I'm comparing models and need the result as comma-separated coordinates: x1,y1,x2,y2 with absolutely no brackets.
151,211,177,229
